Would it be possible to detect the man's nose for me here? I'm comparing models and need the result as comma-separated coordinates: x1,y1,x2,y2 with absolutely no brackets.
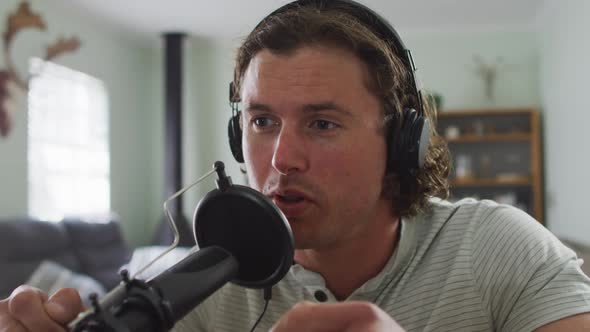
271,126,309,175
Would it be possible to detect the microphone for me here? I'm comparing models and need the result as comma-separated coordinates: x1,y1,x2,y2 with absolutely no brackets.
68,161,294,332
194,161,294,288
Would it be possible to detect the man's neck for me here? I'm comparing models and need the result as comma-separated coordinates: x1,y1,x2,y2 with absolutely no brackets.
294,216,400,301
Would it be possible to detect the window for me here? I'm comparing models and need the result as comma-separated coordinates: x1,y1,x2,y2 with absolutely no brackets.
28,58,110,221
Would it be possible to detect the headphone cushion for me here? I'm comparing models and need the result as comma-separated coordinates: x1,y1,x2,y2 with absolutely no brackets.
416,118,430,168
407,116,424,170
228,114,244,163
389,108,427,175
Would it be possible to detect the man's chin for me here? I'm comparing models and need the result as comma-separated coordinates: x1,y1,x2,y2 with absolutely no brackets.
286,217,327,249
292,231,323,250
291,228,312,250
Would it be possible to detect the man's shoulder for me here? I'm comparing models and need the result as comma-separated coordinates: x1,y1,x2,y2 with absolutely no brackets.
422,198,577,280
413,197,554,260
425,197,542,234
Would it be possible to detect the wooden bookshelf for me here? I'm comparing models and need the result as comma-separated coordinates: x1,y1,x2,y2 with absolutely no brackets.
437,108,544,224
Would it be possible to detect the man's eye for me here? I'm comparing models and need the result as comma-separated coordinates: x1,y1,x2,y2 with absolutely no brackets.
311,120,338,130
253,117,275,128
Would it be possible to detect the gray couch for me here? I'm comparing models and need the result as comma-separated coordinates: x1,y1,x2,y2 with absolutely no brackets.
0,216,132,298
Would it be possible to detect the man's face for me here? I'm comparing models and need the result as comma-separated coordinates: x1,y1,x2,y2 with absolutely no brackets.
240,46,391,250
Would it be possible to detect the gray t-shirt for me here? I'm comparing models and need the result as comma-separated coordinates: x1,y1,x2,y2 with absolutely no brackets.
173,198,590,332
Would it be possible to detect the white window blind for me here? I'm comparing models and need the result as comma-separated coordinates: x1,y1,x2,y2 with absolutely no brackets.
28,58,110,222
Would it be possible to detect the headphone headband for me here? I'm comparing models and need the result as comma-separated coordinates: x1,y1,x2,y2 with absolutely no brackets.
252,0,424,117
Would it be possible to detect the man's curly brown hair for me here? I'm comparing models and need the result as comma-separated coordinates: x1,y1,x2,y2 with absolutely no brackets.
232,2,451,218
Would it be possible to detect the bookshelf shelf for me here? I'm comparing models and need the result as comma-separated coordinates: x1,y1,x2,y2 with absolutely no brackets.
451,177,532,187
446,133,531,143
438,108,544,223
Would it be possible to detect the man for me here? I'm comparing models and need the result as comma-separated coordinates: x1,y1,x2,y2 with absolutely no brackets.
1,1,590,331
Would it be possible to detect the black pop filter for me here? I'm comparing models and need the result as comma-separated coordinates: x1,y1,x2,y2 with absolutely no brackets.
193,162,294,288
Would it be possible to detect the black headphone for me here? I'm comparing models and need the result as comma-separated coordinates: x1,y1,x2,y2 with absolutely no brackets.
228,0,430,177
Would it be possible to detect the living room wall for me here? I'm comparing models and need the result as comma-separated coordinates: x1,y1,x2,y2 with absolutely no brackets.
404,29,539,110
536,0,590,247
0,0,157,246
143,37,243,235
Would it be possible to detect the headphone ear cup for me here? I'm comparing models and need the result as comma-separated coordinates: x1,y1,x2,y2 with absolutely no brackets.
407,116,424,170
404,109,430,172
403,108,417,129
390,108,430,175
228,113,244,163
415,117,430,169
393,108,415,174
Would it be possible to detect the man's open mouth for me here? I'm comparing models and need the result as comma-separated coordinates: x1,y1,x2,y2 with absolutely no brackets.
276,194,305,203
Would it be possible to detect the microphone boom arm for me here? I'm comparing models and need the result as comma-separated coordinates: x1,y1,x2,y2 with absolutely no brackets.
69,246,238,332
133,167,218,279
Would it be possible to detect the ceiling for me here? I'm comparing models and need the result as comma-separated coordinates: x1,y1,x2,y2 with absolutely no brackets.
53,0,546,41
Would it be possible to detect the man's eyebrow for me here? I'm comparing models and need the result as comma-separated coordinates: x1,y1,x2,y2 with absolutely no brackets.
243,101,352,116
243,102,271,113
302,102,353,117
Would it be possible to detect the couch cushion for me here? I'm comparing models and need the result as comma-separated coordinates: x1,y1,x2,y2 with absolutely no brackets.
0,218,80,298
0,261,44,298
63,217,131,290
